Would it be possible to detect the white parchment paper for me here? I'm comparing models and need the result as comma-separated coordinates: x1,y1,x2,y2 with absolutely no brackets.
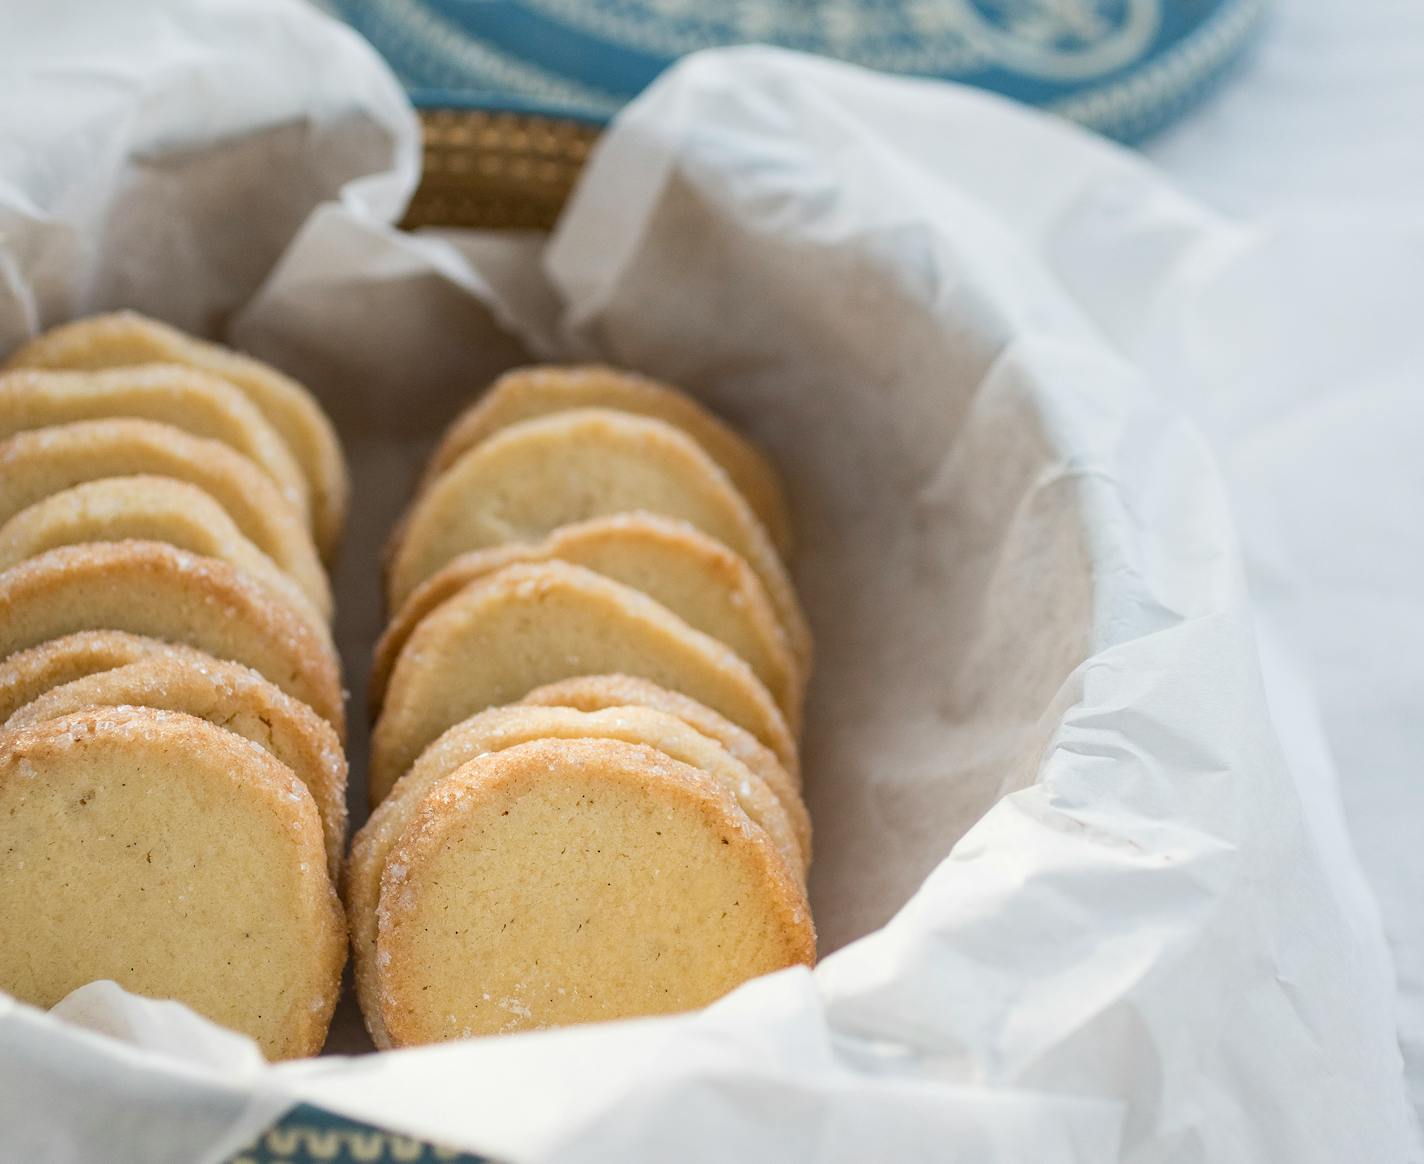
0,2,1416,1161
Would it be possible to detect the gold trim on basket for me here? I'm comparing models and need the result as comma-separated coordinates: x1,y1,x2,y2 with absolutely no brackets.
403,109,601,231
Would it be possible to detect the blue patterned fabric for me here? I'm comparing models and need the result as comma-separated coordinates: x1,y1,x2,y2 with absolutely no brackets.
331,0,1266,141
228,1104,492,1163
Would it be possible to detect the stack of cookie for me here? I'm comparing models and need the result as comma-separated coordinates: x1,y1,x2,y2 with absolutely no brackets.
354,367,816,1047
0,314,349,1061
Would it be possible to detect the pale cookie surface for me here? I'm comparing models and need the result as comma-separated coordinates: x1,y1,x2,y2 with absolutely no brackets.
372,738,814,1047
8,655,348,881
387,409,811,674
422,365,794,558
0,365,310,524
0,420,327,608
0,542,344,735
5,312,348,560
0,707,345,1060
371,561,793,793
0,631,197,724
371,513,799,723
0,475,331,626
351,705,808,1042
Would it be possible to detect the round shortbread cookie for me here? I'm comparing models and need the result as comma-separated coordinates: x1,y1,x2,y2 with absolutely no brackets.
0,542,344,736
4,312,348,561
0,631,193,724
365,701,804,872
7,655,348,881
372,696,809,867
371,561,793,794
0,476,331,627
0,420,328,610
350,706,808,1041
0,365,310,524
522,671,802,791
370,513,799,723
420,365,794,558
0,707,345,1060
386,409,811,674
371,738,814,1047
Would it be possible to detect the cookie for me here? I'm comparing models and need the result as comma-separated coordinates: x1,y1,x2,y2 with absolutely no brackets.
0,476,331,627
0,542,344,735
421,365,794,558
350,705,808,1042
4,312,348,561
0,366,310,525
369,737,814,1046
388,409,811,673
7,654,348,881
0,631,184,724
0,706,345,1060
364,700,805,870
0,420,328,612
371,561,793,794
521,671,802,791
370,513,799,723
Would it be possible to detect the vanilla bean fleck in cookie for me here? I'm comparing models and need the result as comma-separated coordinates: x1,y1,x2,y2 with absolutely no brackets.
370,513,799,723
4,312,348,560
386,409,810,673
420,365,794,558
371,561,793,794
0,476,330,627
0,420,327,610
0,365,311,524
368,738,814,1047
8,654,348,880
0,542,343,735
0,706,345,1060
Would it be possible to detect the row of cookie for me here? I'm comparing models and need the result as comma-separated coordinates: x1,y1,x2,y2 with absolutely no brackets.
352,367,817,1046
0,314,351,1060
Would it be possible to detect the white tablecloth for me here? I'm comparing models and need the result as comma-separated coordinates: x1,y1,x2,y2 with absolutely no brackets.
1143,0,1424,1123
